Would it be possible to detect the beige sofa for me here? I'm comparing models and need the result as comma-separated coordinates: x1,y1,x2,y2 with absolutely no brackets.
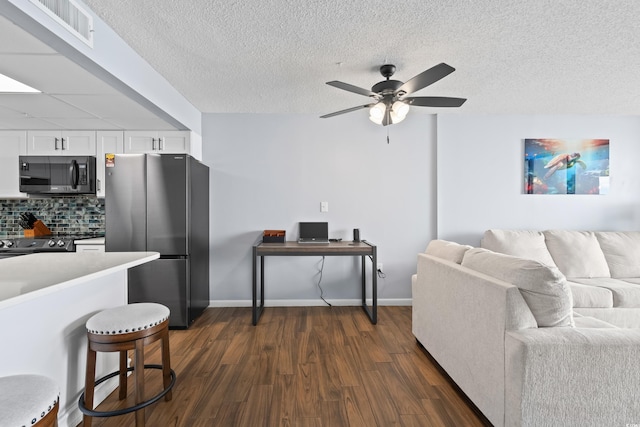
482,229,640,328
412,236,640,427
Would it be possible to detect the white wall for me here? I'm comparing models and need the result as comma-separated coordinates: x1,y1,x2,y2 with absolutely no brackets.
437,114,640,245
203,113,436,304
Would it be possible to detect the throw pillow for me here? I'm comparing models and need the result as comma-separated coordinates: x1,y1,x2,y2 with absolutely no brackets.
481,229,557,267
461,247,574,327
543,230,610,278
595,232,640,278
425,240,472,264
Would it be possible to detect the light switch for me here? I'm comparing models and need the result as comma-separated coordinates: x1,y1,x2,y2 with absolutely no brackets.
320,201,329,212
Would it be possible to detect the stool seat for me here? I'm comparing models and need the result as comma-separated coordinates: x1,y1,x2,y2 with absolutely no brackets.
86,303,170,335
0,374,59,427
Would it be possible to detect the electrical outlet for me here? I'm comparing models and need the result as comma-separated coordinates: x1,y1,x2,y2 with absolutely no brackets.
377,262,383,272
320,201,329,212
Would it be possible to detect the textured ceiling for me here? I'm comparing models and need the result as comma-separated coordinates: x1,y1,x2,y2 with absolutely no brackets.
81,0,640,116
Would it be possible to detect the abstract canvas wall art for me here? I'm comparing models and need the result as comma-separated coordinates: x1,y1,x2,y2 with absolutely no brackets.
524,139,610,195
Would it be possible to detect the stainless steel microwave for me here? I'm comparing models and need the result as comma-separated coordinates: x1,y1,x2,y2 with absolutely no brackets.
19,156,96,194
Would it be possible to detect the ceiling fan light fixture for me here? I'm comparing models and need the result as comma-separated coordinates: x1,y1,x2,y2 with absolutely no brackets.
392,100,410,118
369,102,386,119
369,101,386,124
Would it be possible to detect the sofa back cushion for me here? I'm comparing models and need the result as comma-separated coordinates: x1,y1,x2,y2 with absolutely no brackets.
543,230,611,278
425,239,472,264
461,248,574,327
595,232,640,278
481,229,557,267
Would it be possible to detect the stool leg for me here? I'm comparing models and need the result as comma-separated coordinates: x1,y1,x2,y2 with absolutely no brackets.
134,338,145,427
119,350,128,400
83,345,97,427
161,327,172,401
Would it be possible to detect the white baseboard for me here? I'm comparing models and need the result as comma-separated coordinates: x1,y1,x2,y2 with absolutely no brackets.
207,298,412,307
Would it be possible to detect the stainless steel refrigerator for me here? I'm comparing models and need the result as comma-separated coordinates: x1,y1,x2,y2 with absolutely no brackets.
105,153,209,329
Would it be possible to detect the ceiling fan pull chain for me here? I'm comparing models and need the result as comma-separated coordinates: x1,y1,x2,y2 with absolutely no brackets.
387,128,390,144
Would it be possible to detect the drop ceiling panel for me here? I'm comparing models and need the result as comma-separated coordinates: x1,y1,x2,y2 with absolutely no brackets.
0,13,184,130
0,93,95,118
42,117,123,130
0,116,62,130
0,53,118,95
104,116,179,130
54,94,162,119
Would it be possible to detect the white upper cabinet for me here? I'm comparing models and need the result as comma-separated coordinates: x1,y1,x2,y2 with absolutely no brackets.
0,131,27,197
124,131,190,154
27,130,97,155
96,131,124,198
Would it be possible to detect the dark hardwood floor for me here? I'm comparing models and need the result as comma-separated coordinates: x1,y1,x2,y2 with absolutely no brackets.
84,306,488,426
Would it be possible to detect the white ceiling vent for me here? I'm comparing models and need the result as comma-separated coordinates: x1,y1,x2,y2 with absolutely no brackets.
31,0,93,47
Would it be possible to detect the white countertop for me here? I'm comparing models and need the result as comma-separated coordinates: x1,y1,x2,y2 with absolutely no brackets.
0,251,159,309
74,237,105,245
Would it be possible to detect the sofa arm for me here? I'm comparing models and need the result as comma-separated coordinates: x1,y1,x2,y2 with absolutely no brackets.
505,328,640,427
413,253,536,426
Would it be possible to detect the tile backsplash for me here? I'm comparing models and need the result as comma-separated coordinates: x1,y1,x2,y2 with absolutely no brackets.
0,196,105,238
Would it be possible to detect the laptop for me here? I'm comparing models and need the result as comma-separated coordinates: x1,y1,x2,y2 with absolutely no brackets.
298,222,330,244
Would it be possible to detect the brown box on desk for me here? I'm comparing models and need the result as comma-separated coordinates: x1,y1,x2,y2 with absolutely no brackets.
263,230,285,243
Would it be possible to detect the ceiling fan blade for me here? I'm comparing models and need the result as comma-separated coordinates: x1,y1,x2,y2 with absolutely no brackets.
320,103,375,118
404,96,467,108
396,63,455,95
326,81,379,98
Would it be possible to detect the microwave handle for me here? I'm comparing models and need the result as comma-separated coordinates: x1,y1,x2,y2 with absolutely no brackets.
69,160,79,189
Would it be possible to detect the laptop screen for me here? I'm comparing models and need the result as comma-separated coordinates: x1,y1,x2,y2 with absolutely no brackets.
299,222,328,239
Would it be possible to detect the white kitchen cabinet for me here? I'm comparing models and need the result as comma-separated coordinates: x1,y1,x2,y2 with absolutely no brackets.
0,131,27,198
123,131,190,154
96,131,124,198
27,130,97,155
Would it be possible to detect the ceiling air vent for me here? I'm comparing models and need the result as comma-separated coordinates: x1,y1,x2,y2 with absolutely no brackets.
30,0,93,47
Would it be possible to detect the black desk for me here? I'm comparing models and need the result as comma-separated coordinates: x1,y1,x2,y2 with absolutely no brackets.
252,240,377,325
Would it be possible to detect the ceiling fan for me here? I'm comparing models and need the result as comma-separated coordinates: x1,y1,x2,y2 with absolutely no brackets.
320,63,466,126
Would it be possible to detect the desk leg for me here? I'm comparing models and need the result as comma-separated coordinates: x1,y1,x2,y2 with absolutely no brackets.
360,249,378,325
252,249,265,326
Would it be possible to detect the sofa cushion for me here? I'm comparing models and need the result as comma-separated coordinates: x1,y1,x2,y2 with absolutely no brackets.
572,313,618,328
567,281,613,308
595,231,640,278
543,230,610,278
481,229,557,267
461,248,574,327
425,239,472,264
570,278,640,308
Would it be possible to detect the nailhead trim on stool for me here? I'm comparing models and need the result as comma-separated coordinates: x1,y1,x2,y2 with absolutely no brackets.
0,374,59,427
86,302,170,335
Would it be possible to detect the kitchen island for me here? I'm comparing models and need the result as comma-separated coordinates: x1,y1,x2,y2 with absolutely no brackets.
0,251,159,427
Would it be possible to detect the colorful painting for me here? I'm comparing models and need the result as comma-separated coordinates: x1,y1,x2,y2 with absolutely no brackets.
524,139,610,195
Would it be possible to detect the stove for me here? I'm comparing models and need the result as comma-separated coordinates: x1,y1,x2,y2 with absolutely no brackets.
0,236,76,255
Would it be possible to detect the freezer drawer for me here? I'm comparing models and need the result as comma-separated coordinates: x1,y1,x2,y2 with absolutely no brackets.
128,258,189,328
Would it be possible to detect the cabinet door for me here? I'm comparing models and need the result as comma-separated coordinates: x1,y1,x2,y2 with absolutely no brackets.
27,131,96,155
62,131,96,155
0,131,27,197
96,131,124,198
124,131,158,153
27,131,61,154
158,131,190,153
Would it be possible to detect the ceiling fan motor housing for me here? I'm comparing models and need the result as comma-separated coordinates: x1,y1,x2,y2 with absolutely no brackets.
371,79,403,95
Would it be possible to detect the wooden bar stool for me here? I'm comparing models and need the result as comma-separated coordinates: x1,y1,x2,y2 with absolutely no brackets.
78,303,176,427
0,374,59,427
